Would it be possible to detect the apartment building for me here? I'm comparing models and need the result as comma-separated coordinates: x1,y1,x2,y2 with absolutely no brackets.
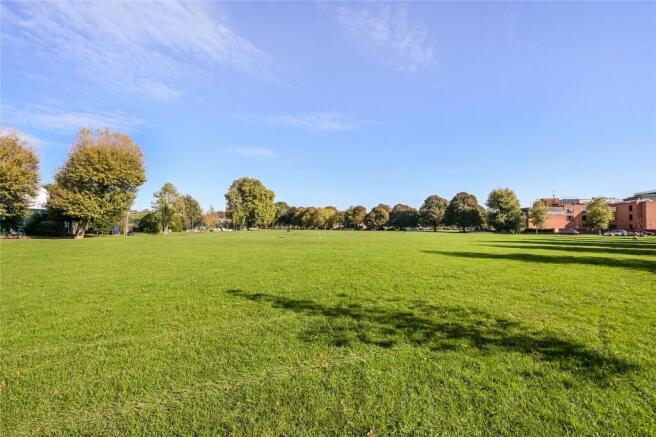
527,190,656,232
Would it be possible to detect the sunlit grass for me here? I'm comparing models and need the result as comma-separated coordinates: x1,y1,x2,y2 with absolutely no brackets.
1,231,655,435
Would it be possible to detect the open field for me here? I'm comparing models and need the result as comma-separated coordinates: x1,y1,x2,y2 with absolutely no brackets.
1,231,655,435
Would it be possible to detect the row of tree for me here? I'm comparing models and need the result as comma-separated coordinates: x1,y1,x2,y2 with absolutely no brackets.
1,128,618,237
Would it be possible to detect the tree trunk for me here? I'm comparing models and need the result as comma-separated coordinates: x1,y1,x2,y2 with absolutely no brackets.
434,224,438,232
74,220,87,239
163,224,169,234
535,228,538,234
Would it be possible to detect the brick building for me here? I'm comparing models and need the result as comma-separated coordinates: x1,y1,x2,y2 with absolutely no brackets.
527,190,656,232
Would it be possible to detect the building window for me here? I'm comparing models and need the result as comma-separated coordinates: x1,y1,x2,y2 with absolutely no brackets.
582,215,587,221
567,215,574,221
629,205,633,211
566,208,574,213
629,214,633,221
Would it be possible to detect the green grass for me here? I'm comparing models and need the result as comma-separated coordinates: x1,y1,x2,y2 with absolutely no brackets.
1,231,655,435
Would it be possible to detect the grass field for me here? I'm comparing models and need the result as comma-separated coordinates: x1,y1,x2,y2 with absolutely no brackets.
1,231,655,435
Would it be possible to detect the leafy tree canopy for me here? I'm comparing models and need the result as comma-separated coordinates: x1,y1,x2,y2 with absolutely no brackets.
486,188,525,233
419,195,448,231
344,205,367,229
0,130,40,222
366,204,390,229
445,192,484,231
528,200,548,232
152,182,181,233
389,204,419,229
586,197,614,233
180,194,203,230
47,128,145,238
225,177,276,228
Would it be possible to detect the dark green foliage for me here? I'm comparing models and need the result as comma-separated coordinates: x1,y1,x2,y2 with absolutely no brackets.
275,201,290,227
486,188,525,233
388,204,419,229
365,204,390,229
138,212,161,233
344,205,367,229
445,192,485,231
419,195,448,231
34,220,67,236
180,194,203,230
225,177,276,228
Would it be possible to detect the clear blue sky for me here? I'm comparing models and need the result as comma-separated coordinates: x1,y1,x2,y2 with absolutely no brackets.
2,1,654,210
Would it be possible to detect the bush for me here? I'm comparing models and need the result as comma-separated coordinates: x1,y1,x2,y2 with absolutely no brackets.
35,220,67,237
138,212,161,233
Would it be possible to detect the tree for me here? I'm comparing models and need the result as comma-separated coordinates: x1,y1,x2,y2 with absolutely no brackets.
365,204,390,229
321,206,340,229
138,211,161,233
203,206,222,230
419,195,448,231
152,182,181,234
274,201,290,227
389,204,419,229
344,205,367,229
486,188,525,233
302,207,318,228
180,194,203,230
445,192,484,232
528,200,548,234
586,197,614,234
225,177,276,229
0,130,40,227
47,129,146,239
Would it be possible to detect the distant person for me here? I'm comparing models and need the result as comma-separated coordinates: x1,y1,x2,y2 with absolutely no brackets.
113,226,120,235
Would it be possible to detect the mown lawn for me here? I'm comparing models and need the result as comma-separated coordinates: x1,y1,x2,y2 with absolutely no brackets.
1,231,655,435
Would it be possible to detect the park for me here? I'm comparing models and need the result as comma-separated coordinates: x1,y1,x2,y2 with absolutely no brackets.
1,230,655,434
2,1,655,435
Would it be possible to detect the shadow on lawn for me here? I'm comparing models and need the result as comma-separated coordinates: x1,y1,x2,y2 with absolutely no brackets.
226,289,636,382
480,243,655,258
424,250,656,273
483,238,656,256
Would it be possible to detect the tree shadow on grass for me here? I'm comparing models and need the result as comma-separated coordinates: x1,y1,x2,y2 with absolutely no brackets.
226,289,637,383
424,250,656,274
485,238,656,252
480,243,655,258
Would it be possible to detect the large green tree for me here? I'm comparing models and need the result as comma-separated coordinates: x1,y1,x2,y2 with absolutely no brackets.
0,130,40,227
366,204,390,229
225,177,276,229
419,195,448,231
274,201,290,227
152,182,181,234
586,197,614,234
445,192,484,232
180,194,203,230
322,206,341,229
47,129,146,239
486,188,525,233
389,204,419,229
138,211,161,233
528,200,548,233
344,205,367,229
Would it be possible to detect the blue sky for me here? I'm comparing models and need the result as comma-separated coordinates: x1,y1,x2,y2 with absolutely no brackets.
2,1,654,210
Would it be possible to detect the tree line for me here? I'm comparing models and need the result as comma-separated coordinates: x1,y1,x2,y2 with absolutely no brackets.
1,128,618,238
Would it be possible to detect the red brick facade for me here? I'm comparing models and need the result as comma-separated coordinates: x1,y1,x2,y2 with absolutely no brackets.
527,191,656,232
